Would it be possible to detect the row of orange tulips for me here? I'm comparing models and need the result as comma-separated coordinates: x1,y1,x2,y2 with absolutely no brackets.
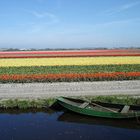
0,72,140,83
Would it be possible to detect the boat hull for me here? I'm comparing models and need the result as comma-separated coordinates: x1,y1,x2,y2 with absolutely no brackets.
57,97,140,119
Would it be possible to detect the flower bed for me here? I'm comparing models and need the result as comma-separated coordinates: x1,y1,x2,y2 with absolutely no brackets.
0,50,140,83
0,49,140,58
0,57,140,67
0,72,140,83
0,65,140,75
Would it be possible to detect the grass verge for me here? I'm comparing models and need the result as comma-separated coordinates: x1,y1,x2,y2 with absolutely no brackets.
0,98,56,109
85,95,140,105
0,95,140,109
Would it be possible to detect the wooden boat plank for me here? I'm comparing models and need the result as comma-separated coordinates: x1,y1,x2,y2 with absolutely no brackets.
79,102,89,108
121,105,130,113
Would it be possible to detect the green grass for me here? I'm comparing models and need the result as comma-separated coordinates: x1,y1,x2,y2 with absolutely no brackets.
0,96,140,109
0,98,56,109
85,95,140,105
0,64,140,75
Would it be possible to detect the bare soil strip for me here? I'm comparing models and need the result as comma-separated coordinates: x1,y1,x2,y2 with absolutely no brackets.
0,80,140,99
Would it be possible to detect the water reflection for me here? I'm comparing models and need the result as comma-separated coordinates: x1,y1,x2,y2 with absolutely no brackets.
58,111,140,130
0,109,140,140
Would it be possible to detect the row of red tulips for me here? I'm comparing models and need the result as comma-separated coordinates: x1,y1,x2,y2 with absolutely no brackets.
0,72,140,83
0,54,140,58
0,49,140,58
1,49,139,54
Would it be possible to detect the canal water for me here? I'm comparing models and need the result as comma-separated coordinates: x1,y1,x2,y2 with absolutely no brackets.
0,109,140,140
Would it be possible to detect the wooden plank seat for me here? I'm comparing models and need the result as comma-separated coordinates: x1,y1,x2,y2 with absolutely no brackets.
121,105,130,113
79,102,89,108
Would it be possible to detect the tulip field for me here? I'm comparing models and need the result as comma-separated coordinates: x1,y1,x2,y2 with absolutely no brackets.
0,49,140,83
0,49,140,58
0,57,140,67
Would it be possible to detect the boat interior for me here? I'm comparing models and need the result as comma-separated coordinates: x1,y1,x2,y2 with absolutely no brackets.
63,97,140,113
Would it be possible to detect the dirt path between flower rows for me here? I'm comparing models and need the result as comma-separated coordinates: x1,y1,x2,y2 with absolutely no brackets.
0,80,140,99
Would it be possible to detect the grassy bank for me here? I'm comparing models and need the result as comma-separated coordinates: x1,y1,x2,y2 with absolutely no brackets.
0,64,140,74
0,95,140,109
85,95,140,105
0,98,56,109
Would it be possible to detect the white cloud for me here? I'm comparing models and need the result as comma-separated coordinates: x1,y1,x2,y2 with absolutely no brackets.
18,9,59,34
27,10,54,18
104,1,140,15
95,17,140,26
25,10,59,23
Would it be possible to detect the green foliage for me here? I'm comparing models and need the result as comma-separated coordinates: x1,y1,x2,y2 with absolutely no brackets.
0,64,140,75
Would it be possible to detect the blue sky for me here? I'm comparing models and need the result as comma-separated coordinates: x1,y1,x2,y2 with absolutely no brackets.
0,0,140,49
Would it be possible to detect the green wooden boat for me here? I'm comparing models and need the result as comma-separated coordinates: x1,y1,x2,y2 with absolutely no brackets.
57,97,140,119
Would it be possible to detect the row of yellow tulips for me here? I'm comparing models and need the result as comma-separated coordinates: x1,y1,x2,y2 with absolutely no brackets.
0,57,140,67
